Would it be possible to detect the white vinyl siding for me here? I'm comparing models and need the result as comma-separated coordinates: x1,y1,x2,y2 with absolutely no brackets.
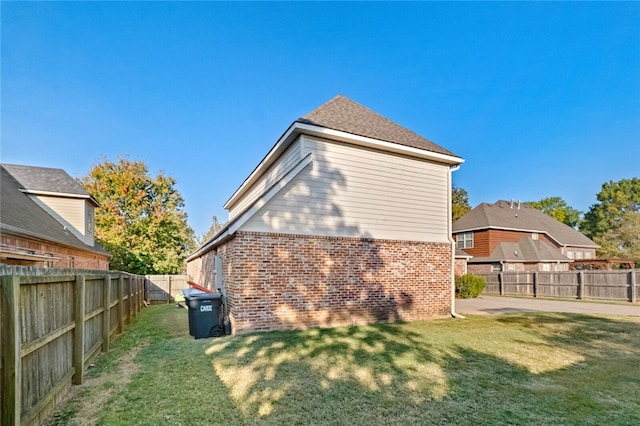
228,140,302,221
241,135,450,242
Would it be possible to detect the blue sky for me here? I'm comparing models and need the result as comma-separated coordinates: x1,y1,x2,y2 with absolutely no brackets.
2,2,639,237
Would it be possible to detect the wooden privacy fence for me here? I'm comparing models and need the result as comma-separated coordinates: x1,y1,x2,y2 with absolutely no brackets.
0,266,145,426
478,270,638,303
144,274,190,304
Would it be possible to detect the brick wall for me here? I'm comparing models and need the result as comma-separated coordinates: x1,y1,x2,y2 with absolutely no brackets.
1,234,108,270
454,258,468,276
212,231,452,334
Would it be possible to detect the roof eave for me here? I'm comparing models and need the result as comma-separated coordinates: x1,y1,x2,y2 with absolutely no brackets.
20,189,100,207
224,122,464,210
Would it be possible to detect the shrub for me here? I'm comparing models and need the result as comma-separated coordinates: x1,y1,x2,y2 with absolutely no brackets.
455,274,486,298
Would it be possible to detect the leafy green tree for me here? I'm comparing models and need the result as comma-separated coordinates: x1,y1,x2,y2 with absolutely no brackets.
80,157,195,274
580,178,640,262
526,197,582,228
198,215,224,246
452,185,471,222
593,212,640,263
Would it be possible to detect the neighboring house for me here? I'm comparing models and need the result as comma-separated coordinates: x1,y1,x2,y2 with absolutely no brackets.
0,164,109,269
453,200,598,273
187,95,464,334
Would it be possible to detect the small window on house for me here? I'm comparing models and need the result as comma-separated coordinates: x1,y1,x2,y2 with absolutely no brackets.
531,232,539,240
585,251,593,259
542,263,551,272
457,232,474,249
576,251,583,260
567,250,574,260
491,263,502,272
68,257,75,268
506,263,516,272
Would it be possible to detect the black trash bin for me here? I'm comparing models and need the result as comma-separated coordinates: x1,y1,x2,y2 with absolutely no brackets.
184,291,223,339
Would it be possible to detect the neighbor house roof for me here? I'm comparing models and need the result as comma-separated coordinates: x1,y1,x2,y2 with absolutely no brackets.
297,95,458,157
468,237,570,264
453,200,597,248
0,165,109,255
2,163,99,206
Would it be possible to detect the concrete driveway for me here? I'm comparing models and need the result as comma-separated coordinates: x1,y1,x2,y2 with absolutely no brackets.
455,295,640,317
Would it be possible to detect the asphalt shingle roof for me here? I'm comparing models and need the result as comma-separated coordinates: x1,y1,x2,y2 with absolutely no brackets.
2,163,89,196
297,95,460,158
468,237,570,263
453,200,597,247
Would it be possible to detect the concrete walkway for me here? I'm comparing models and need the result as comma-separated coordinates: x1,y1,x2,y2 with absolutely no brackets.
455,295,640,317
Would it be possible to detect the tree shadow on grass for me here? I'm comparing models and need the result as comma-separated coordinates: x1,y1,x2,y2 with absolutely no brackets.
205,313,640,425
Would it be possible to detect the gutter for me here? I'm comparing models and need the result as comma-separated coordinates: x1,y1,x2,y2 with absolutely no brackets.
448,164,465,319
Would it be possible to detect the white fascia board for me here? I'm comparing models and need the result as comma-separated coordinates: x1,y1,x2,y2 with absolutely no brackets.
295,123,464,166
228,153,313,234
22,189,100,207
189,153,314,261
224,124,300,210
225,122,463,210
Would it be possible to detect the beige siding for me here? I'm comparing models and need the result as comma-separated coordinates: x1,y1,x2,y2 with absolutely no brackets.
228,139,302,221
31,196,92,245
241,135,450,242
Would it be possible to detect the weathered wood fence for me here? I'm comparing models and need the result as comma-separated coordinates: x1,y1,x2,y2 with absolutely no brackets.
0,266,145,425
478,270,638,303
144,274,190,304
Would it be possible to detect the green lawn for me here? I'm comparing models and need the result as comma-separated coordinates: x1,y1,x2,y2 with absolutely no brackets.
49,305,640,425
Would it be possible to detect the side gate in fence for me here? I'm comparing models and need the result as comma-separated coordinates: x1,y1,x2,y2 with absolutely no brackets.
478,270,638,303
0,266,146,426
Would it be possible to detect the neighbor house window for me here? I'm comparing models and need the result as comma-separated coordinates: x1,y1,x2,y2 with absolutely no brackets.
576,251,583,260
567,250,574,259
457,232,474,249
531,232,539,240
506,263,516,272
542,263,551,272
585,251,593,259
491,263,502,272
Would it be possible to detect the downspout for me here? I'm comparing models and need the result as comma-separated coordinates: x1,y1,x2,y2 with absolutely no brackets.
448,164,466,319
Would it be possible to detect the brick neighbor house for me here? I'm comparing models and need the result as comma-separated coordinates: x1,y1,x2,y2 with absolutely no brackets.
0,164,109,269
187,95,464,334
453,200,598,273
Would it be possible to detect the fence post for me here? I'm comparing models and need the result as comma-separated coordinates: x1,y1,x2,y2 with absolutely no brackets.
73,274,86,385
578,271,585,300
1,275,21,426
498,272,504,296
630,270,636,303
168,275,172,304
117,274,124,334
533,272,537,298
102,274,111,352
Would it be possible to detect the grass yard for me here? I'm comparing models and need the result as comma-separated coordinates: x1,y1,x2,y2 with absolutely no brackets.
48,305,640,425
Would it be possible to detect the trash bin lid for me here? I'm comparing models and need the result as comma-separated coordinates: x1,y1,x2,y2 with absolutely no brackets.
182,287,207,297
191,292,222,300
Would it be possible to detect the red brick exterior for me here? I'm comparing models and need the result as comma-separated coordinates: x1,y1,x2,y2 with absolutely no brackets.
210,231,452,334
1,233,109,270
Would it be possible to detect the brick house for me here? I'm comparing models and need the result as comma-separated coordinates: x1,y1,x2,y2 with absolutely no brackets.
453,200,598,273
0,164,109,269
187,95,464,334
